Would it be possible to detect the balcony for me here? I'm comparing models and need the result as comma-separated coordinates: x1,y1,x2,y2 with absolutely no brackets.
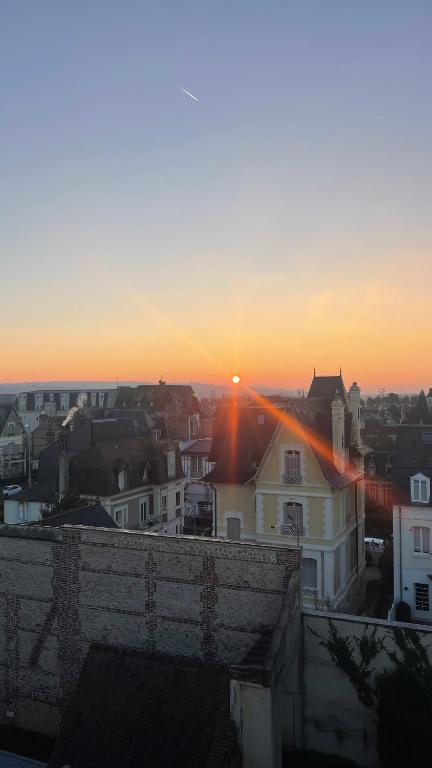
283,474,302,485
280,523,304,537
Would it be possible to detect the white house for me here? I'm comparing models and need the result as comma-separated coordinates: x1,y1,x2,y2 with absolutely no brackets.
392,425,432,622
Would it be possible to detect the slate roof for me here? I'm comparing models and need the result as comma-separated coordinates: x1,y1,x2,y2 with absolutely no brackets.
68,438,183,497
392,425,432,504
307,374,347,404
0,394,17,407
11,483,56,503
113,384,200,414
206,393,362,490
206,404,281,484
35,504,118,529
181,438,213,456
48,645,237,768
0,405,18,435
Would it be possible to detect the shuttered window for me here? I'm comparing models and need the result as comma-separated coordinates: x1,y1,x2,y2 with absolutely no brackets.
227,517,241,540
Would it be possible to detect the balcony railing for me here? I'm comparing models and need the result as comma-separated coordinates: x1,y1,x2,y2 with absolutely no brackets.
283,474,302,484
280,523,304,537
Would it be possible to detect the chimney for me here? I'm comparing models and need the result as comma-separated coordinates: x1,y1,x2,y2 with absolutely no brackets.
58,427,70,498
348,381,362,445
331,392,346,473
164,444,177,480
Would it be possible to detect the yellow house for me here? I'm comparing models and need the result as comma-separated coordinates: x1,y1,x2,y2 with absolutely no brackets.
207,375,368,610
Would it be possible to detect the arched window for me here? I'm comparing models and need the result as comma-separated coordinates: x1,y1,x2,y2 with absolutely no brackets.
284,450,301,483
282,502,304,536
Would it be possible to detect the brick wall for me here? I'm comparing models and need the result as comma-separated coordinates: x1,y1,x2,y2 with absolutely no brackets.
0,525,300,736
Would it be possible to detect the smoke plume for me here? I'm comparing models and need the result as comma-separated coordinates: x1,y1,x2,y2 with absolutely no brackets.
62,393,87,427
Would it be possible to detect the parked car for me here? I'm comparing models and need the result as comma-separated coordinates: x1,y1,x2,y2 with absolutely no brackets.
2,484,23,498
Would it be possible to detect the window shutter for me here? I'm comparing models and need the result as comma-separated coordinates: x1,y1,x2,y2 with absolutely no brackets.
423,527,430,553
227,518,241,540
414,526,421,552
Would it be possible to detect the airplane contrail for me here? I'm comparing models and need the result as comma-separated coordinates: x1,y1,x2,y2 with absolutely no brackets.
178,86,200,102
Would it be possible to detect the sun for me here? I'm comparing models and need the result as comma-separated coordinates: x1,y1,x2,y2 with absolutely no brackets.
232,374,241,384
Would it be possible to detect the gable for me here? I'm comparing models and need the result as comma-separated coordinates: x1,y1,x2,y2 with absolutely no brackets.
257,419,328,487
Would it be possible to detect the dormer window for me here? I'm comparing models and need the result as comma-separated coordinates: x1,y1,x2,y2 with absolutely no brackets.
142,462,151,483
118,467,129,491
284,450,301,484
411,473,430,504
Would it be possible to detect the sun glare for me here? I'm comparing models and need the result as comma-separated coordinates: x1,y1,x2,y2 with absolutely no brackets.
232,375,241,384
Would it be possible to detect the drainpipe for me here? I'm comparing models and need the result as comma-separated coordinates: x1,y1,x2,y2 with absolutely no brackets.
355,479,359,573
210,482,217,537
399,505,402,600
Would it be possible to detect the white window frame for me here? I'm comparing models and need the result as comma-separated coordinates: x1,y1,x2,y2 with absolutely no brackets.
410,473,430,504
140,495,151,524
413,526,430,554
283,450,302,484
114,505,128,528
415,582,430,612
302,557,318,590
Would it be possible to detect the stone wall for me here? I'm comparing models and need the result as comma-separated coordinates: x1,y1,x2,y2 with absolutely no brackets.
0,525,300,736
303,609,432,767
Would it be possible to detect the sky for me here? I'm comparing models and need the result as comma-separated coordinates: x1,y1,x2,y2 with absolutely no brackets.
1,0,431,392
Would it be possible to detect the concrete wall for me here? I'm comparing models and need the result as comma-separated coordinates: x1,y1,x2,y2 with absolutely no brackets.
0,525,300,738
302,609,432,767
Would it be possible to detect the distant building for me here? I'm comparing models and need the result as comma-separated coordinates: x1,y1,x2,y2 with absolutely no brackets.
0,401,26,480
207,374,368,610
16,388,115,431
392,425,432,622
361,425,395,518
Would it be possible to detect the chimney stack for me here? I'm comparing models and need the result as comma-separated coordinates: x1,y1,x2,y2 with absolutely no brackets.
331,391,346,473
348,381,362,445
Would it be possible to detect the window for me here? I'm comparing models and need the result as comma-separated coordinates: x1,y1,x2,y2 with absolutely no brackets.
114,506,128,527
140,497,150,523
227,517,241,540
142,462,150,483
98,393,105,407
161,494,167,512
422,431,432,443
284,450,301,483
91,392,97,407
334,544,342,594
152,429,161,443
257,414,265,425
191,420,197,435
191,455,202,477
302,558,317,589
7,421,15,437
281,502,303,536
18,503,25,522
161,513,168,524
413,526,430,554
118,469,127,491
368,458,376,477
411,474,430,504
415,583,430,612
176,491,181,506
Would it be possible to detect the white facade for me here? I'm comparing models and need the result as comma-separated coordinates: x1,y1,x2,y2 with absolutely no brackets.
4,498,45,525
393,496,432,622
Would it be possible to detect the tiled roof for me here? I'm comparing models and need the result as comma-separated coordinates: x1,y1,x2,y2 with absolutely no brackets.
48,645,237,768
113,384,199,414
